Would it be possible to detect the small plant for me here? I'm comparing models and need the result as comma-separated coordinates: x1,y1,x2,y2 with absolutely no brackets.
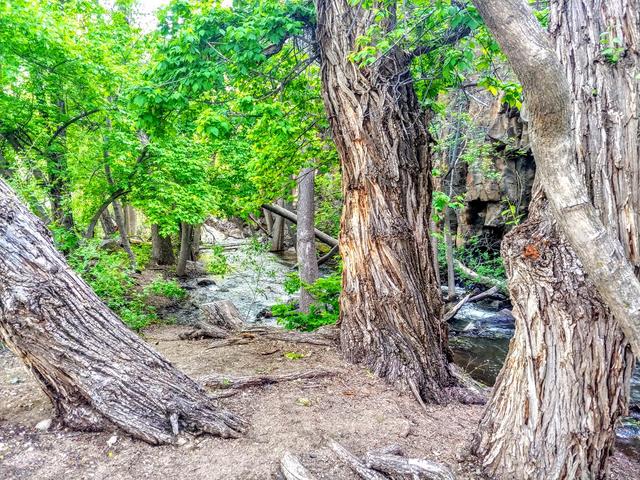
145,279,187,300
203,245,229,276
501,197,524,226
272,271,341,331
284,351,305,360
600,32,625,64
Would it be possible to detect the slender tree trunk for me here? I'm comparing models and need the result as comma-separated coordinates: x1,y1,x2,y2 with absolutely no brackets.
176,222,193,277
124,204,137,237
471,0,638,477
263,208,274,234
0,179,244,444
151,224,175,266
104,163,136,268
296,167,319,313
444,213,456,302
270,200,286,252
47,101,75,231
316,0,459,402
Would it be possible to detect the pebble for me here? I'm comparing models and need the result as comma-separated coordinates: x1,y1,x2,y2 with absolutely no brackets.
35,419,52,431
9,377,22,385
106,434,118,447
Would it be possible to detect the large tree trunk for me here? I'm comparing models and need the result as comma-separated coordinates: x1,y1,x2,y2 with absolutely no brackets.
100,207,118,238
296,167,319,313
471,0,638,477
151,224,176,266
316,0,459,402
0,179,244,444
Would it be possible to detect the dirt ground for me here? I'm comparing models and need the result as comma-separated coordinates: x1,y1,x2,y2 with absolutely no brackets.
1,325,638,480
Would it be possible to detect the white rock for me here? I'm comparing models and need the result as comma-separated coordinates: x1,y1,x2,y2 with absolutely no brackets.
106,434,118,447
35,419,52,431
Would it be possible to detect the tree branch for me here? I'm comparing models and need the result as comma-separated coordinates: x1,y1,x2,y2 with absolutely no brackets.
48,109,101,146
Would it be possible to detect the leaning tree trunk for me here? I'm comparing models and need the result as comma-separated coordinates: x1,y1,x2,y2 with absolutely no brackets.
151,224,176,266
176,222,194,277
270,200,286,252
316,0,458,402
0,179,244,444
296,167,319,313
100,208,118,238
472,0,639,477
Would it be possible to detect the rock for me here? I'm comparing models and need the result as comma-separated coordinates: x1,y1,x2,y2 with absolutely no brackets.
197,278,216,287
99,238,121,251
9,377,22,385
463,322,476,332
35,419,52,431
176,437,188,446
106,434,118,447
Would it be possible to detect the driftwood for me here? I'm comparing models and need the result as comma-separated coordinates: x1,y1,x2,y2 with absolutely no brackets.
328,440,388,480
363,453,456,480
179,300,244,340
280,452,317,480
203,369,337,389
443,286,500,322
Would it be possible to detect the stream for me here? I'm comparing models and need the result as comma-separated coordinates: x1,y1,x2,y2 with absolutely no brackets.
178,235,640,459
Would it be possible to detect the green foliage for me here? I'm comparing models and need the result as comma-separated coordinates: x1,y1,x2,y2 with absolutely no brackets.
145,279,187,300
501,197,524,226
284,351,305,360
600,32,625,64
203,245,229,276
455,235,506,282
273,272,341,331
67,239,156,331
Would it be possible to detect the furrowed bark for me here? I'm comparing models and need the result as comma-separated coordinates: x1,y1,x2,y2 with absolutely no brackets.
316,0,459,402
0,178,244,444
471,0,638,477
151,224,176,266
470,0,640,355
296,167,320,313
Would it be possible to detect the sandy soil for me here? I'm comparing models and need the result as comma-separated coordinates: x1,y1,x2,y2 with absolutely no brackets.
1,325,638,480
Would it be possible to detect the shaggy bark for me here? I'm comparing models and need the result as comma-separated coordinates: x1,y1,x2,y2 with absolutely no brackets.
471,0,638,477
296,167,320,313
0,179,244,444
316,0,458,402
151,224,175,266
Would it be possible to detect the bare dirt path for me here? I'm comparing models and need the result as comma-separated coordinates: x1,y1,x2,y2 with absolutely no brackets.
1,325,638,480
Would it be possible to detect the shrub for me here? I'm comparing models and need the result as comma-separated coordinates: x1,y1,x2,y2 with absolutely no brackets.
272,272,341,331
145,279,187,299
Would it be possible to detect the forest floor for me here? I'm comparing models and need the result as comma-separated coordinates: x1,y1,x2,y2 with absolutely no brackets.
1,324,639,480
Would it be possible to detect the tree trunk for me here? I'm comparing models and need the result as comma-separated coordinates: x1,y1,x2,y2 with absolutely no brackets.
270,200,286,252
104,163,136,268
0,178,244,444
316,0,458,402
100,207,118,238
471,0,639,477
47,102,75,231
176,222,193,277
296,167,319,313
124,204,137,237
151,224,176,266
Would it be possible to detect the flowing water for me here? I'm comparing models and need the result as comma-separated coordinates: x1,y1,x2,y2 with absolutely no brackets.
179,238,640,459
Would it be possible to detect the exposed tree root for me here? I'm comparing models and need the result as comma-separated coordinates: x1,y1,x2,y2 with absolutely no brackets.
202,369,337,390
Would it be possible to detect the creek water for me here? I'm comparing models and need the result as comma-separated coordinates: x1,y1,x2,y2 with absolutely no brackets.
179,239,640,459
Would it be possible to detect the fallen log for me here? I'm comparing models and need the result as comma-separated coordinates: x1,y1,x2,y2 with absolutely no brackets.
203,369,338,389
442,286,500,322
363,453,456,480
262,203,338,248
328,440,388,480
280,452,317,480
454,259,506,292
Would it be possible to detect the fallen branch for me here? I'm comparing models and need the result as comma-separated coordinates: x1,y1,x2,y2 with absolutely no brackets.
203,369,338,389
262,203,338,248
454,259,506,292
328,440,388,480
206,337,252,349
442,286,500,322
363,453,456,480
318,244,339,266
281,452,317,480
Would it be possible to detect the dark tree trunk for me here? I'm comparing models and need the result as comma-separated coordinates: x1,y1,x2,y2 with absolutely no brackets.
316,0,459,402
151,224,176,266
176,222,194,277
471,0,638,477
0,179,244,444
296,167,319,313
100,207,118,238
124,204,138,237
